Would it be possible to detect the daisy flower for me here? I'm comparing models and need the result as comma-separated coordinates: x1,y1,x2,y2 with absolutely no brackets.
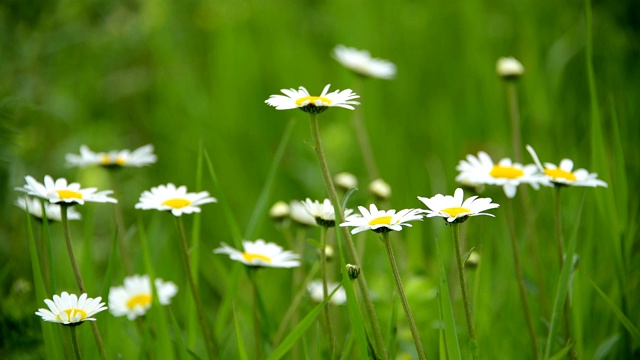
302,198,353,227
135,183,217,216
332,45,397,80
339,204,423,234
265,84,360,113
526,145,608,188
15,196,82,222
35,291,107,325
307,280,347,305
418,188,499,224
289,200,318,227
214,239,300,268
456,151,549,198
16,175,117,205
66,144,157,168
109,275,178,320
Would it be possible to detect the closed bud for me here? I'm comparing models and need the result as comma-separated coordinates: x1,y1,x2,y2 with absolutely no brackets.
496,57,524,79
346,264,361,280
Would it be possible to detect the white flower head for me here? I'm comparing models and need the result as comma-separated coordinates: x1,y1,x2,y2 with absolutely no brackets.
214,239,300,268
334,172,358,190
339,204,423,234
332,45,396,80
526,145,608,188
369,178,391,200
35,291,107,325
302,198,353,227
16,175,117,205
456,151,549,198
135,183,217,216
289,200,318,227
265,84,360,113
307,280,347,305
496,57,524,79
109,274,178,320
66,144,157,168
16,196,82,222
418,188,500,224
269,201,290,220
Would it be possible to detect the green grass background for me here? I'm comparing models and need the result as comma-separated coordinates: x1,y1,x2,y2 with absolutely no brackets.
0,0,638,358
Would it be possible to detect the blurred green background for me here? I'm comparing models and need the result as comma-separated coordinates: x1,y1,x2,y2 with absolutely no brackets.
1,0,638,358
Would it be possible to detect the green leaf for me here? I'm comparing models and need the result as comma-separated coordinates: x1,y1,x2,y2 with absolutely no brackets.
232,303,250,360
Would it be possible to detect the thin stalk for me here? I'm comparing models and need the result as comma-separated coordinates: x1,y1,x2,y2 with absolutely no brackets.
308,112,388,360
114,204,133,275
552,187,574,356
60,206,107,360
69,326,82,360
248,269,263,360
381,232,427,360
320,226,336,357
350,79,379,181
506,81,523,162
505,199,538,359
175,217,216,360
451,223,478,359
39,200,56,293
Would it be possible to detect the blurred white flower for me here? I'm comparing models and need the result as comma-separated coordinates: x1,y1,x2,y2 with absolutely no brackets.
334,172,358,190
302,198,352,227
15,196,81,222
66,144,157,168
526,145,608,188
369,178,391,200
307,280,347,305
289,200,318,227
109,274,178,320
332,45,396,80
214,239,300,268
16,175,117,205
496,57,524,79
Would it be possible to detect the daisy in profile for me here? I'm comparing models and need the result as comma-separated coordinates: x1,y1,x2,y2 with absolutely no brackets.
214,239,300,268
307,280,347,305
302,198,352,227
418,188,500,224
109,275,178,320
135,183,216,216
265,84,360,113
332,45,397,80
35,291,107,325
15,196,81,222
526,145,608,188
339,204,423,234
289,200,318,227
66,144,157,168
456,151,548,198
16,175,117,205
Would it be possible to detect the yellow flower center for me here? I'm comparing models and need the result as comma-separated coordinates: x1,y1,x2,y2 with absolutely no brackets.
544,168,576,181
126,294,152,310
442,207,471,218
101,155,126,166
56,190,83,200
242,253,271,263
490,165,524,179
368,216,394,226
57,308,87,321
161,198,192,209
295,96,332,106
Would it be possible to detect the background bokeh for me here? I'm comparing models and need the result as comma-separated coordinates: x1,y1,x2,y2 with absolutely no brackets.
1,0,638,358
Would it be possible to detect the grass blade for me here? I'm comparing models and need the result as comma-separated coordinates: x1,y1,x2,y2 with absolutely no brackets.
436,237,462,360
232,303,250,360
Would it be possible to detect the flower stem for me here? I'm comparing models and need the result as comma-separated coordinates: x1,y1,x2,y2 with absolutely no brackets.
175,217,216,360
70,326,82,360
320,226,336,357
60,206,107,360
308,112,388,360
381,232,427,360
506,81,523,163
552,187,574,356
350,79,379,181
505,199,538,359
248,269,264,360
451,223,478,359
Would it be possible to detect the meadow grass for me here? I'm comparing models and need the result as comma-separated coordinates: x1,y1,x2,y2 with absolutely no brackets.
1,0,639,359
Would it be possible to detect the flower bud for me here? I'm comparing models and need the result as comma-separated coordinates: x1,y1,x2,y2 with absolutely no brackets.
465,250,480,269
269,201,290,220
334,172,358,190
496,57,524,79
369,178,391,200
346,264,361,280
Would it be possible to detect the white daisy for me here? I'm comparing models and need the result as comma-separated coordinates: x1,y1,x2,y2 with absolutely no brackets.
135,183,217,216
35,291,107,325
108,274,178,320
214,239,300,268
455,151,549,198
16,175,117,205
302,198,353,227
66,144,157,168
332,45,396,80
496,57,524,79
526,145,608,188
418,188,499,224
307,280,347,305
289,200,318,227
15,196,82,222
339,204,423,234
265,84,360,113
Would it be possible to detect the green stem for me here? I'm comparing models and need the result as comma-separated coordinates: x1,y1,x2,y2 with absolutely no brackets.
320,226,336,357
70,326,82,360
505,199,538,359
506,81,523,163
381,232,427,360
350,79,379,181
114,204,133,275
248,270,263,360
451,223,478,359
308,112,388,360
175,217,216,360
60,206,107,360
